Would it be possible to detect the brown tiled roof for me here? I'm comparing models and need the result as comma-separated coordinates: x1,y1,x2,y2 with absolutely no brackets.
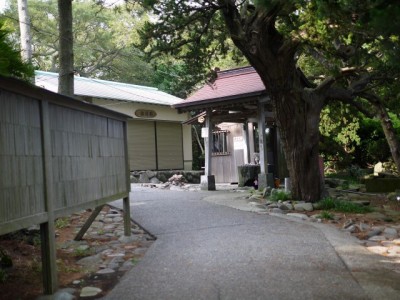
174,66,266,111
190,66,265,100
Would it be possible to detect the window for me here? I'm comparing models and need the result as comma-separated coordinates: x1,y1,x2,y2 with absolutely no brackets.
212,130,230,155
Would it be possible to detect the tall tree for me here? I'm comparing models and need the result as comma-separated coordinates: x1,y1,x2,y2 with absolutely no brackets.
131,0,400,202
57,0,74,96
4,0,154,86
17,0,32,62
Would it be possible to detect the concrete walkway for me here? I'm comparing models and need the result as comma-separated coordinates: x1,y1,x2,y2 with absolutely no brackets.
106,185,400,300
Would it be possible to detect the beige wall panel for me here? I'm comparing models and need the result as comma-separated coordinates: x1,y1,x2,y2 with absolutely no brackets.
156,122,183,170
128,120,156,170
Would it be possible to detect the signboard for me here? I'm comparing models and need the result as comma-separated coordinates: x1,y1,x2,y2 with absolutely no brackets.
201,127,209,138
135,109,157,118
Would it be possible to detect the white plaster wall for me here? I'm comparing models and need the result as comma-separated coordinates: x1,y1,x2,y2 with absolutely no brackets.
182,124,193,170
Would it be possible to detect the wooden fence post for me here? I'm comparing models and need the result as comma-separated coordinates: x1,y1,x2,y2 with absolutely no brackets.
40,100,58,294
123,122,132,236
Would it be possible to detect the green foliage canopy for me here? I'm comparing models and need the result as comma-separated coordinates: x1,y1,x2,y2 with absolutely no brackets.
0,18,33,80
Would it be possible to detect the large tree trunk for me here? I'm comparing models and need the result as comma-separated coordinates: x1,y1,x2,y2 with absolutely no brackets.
374,103,400,173
273,89,325,202
58,0,74,96
221,2,326,202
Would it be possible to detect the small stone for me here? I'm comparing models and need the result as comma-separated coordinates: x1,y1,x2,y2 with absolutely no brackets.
104,224,116,230
342,219,354,229
96,268,115,274
286,213,309,220
381,241,395,247
119,235,141,243
383,227,398,239
368,235,387,241
367,228,383,238
293,203,314,212
107,252,125,258
73,280,81,285
91,221,104,228
80,287,102,297
312,202,322,210
76,254,102,268
356,222,370,232
343,225,357,233
37,288,76,300
150,177,161,184
393,239,400,245
278,203,292,210
119,260,134,271
364,241,380,247
76,245,90,252
271,208,284,214
133,248,148,255
108,256,124,270
124,245,136,250
114,216,124,222
106,213,121,218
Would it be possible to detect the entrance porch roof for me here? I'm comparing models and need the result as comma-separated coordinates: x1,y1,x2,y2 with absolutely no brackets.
174,66,268,113
174,66,274,124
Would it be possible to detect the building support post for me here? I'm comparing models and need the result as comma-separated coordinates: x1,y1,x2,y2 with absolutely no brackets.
257,99,273,190
201,109,216,190
122,122,132,237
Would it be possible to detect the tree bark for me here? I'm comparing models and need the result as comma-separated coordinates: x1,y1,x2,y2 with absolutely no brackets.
17,0,32,63
363,94,400,173
220,1,326,202
58,0,74,96
376,106,400,173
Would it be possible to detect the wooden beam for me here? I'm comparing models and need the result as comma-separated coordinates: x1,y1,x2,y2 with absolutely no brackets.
74,205,104,241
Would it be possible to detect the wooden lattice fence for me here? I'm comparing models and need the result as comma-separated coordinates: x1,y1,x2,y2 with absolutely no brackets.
0,76,131,294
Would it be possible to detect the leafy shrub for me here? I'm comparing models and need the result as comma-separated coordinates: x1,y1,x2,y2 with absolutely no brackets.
269,189,291,202
0,249,12,268
0,268,8,283
55,217,69,229
318,197,372,213
319,211,334,220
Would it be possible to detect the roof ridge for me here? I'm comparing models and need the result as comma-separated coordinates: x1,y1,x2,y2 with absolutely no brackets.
217,66,256,79
34,70,158,91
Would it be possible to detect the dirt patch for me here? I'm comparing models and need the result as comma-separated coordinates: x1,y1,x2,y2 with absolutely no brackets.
0,206,154,299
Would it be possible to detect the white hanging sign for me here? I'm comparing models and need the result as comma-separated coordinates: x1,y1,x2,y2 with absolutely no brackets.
201,127,209,138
